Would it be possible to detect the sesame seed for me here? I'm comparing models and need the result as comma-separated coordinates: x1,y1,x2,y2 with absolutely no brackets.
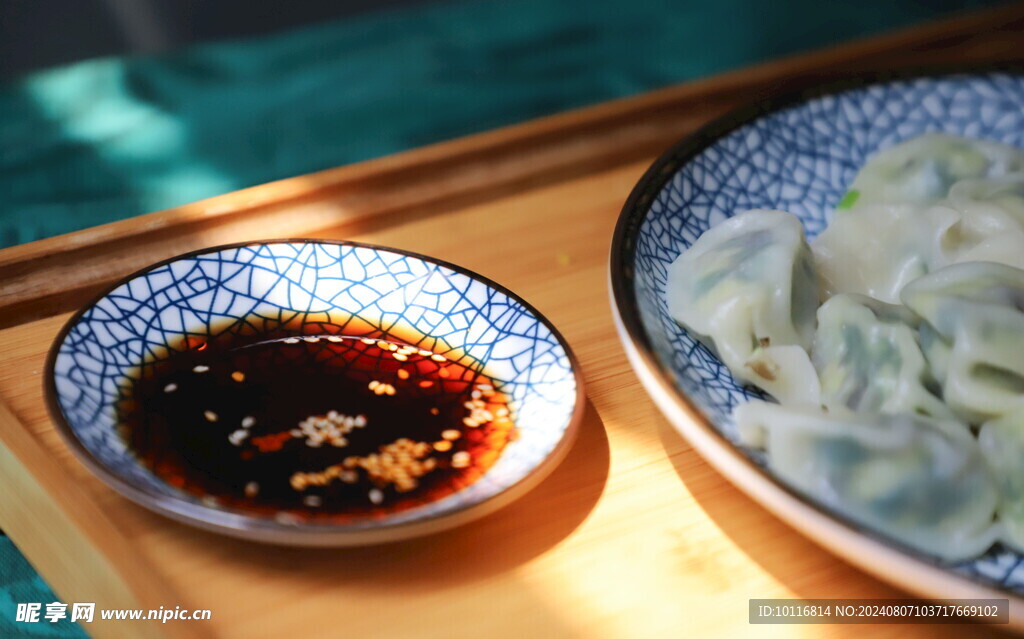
283,337,300,344
193,365,210,373
327,335,343,342
397,369,410,380
392,352,408,361
241,416,256,428
429,407,440,415
433,440,453,452
303,495,323,508
163,383,178,393
368,489,384,505
244,482,259,498
302,336,319,343
442,429,461,440
452,451,471,468
431,354,446,362
368,380,380,390
231,371,245,383
204,410,218,422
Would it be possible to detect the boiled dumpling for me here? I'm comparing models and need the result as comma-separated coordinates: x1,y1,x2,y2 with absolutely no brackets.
842,133,1024,207
666,209,820,404
978,411,1024,553
901,261,1024,423
734,400,998,561
811,294,952,419
943,174,1024,270
812,202,959,304
813,134,1024,304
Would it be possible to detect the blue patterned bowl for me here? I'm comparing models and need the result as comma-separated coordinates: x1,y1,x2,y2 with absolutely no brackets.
46,240,582,545
610,72,1024,604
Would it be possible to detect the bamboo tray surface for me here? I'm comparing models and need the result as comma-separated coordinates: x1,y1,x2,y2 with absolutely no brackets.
3,7,1024,637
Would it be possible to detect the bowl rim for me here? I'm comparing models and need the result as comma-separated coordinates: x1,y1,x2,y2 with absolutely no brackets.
45,238,586,546
608,67,1024,604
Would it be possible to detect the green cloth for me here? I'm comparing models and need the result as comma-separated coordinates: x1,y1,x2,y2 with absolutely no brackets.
0,0,998,248
0,538,86,638
0,0,1002,636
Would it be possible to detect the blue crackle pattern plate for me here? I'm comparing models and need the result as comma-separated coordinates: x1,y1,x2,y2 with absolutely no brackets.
47,240,582,545
610,73,1024,596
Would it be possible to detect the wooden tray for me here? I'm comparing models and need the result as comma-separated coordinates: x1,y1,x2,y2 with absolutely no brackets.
3,7,1024,637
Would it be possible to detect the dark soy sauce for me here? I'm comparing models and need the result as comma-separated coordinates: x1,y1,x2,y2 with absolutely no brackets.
118,326,517,522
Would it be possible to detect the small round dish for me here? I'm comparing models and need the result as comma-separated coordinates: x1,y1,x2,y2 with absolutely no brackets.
610,71,1024,608
46,240,583,546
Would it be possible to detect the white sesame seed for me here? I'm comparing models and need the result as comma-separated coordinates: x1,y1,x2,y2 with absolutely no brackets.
163,383,178,393
327,335,343,342
204,410,218,422
368,489,384,505
303,495,323,507
302,336,319,343
283,337,300,344
274,512,302,525
241,416,255,428
244,482,259,498
193,365,210,373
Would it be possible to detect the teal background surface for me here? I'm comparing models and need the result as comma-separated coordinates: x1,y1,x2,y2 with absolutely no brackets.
0,0,1000,248
0,0,1002,636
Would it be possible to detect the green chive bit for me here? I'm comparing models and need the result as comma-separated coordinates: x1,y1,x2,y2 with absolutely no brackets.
836,189,860,210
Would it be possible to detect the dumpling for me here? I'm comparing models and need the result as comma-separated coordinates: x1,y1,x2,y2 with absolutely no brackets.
978,411,1024,553
841,133,1024,208
734,400,998,561
813,134,1024,304
812,202,959,304
943,174,1024,270
901,261,1024,423
811,294,952,419
666,209,820,404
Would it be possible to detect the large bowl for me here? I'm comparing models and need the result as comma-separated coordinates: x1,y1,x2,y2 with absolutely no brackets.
610,72,1024,607
47,240,583,545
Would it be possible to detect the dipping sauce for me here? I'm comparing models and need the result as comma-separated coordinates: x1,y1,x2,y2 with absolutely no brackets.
117,324,517,522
